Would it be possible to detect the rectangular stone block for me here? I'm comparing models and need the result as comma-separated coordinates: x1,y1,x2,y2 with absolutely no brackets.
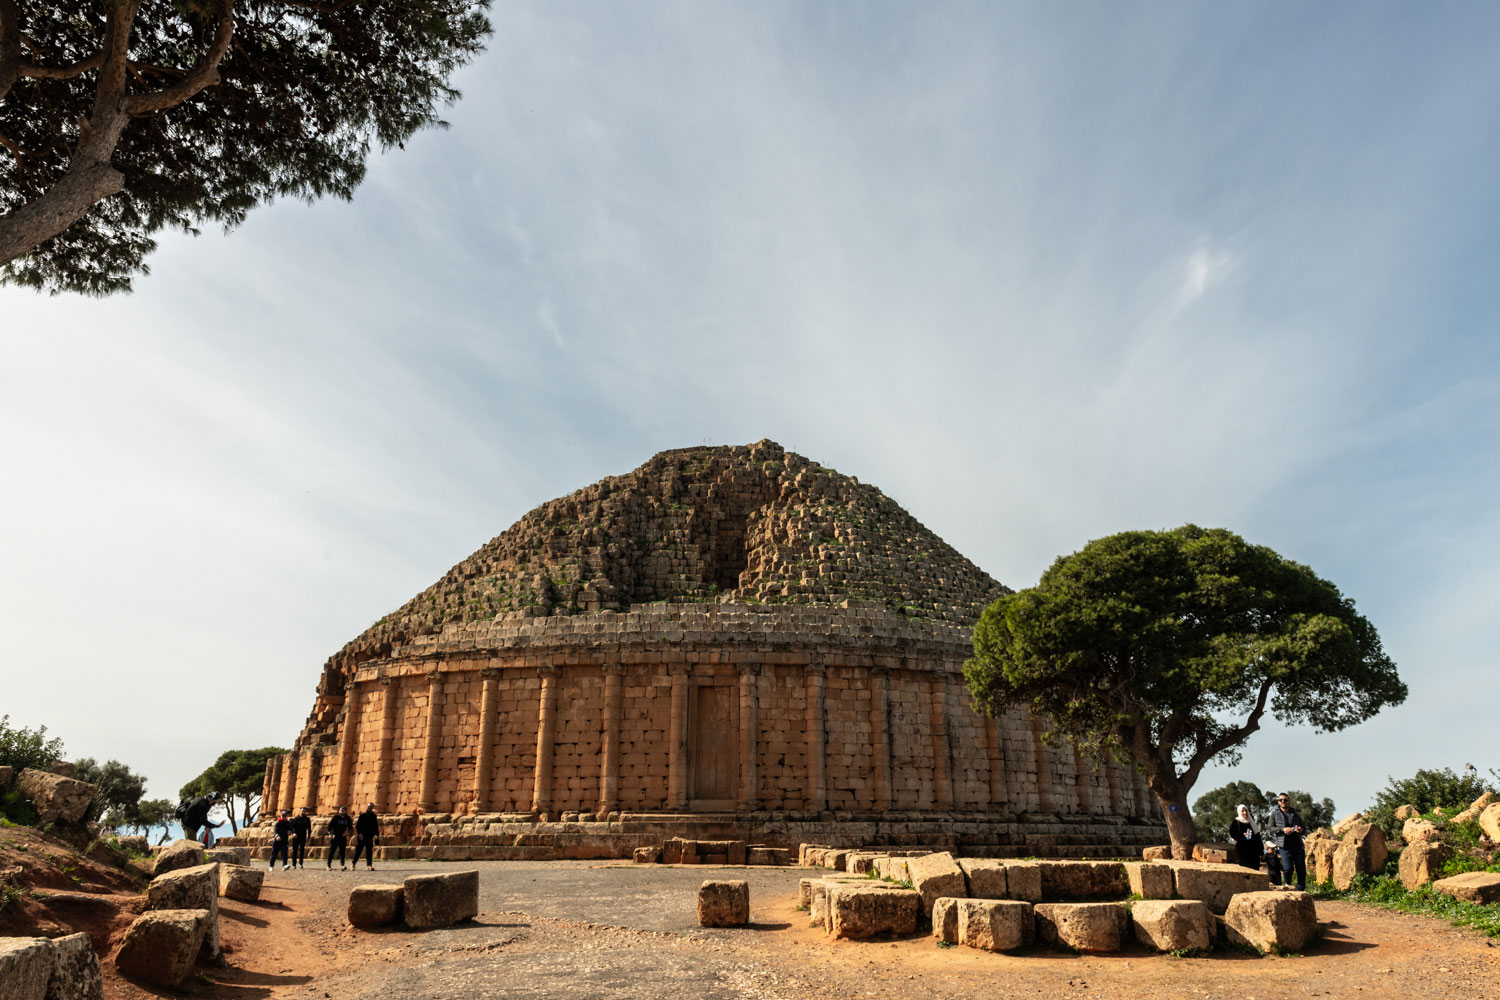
828,886,919,940
956,898,1034,952
1124,862,1174,899
958,858,1008,899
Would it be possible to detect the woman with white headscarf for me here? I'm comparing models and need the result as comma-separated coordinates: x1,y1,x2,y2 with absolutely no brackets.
1229,803,1260,870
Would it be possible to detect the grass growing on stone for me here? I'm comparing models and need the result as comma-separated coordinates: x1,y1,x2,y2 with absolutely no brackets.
1311,874,1500,937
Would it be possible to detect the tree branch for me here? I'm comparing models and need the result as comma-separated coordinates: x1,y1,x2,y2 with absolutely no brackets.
1179,677,1275,791
0,0,20,104
122,0,235,114
19,52,104,80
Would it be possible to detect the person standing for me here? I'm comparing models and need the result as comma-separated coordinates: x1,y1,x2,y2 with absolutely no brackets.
1271,792,1307,890
180,791,223,844
326,805,353,870
269,809,292,871
290,807,313,869
1263,840,1284,886
353,803,379,871
1229,804,1260,870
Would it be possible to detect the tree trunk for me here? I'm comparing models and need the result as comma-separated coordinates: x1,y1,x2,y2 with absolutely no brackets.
225,800,238,835
1154,786,1199,860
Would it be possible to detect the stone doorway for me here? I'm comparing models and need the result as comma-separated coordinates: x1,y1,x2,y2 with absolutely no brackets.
688,683,736,809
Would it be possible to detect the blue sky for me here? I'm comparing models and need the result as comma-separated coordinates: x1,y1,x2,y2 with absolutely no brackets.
3,1,1497,820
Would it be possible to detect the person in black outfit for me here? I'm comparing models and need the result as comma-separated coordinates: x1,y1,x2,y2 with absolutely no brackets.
1229,803,1261,870
1271,792,1307,890
181,791,223,844
290,807,313,869
1263,839,1284,886
269,809,292,871
326,805,353,870
353,803,379,871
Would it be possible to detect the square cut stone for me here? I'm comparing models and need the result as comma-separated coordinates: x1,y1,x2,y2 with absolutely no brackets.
1163,861,1269,913
348,884,405,927
1036,860,1127,899
1034,902,1129,953
958,859,1008,899
931,896,962,943
907,852,967,916
827,886,919,940
403,869,479,929
0,937,50,1000
1125,862,1174,899
1223,890,1319,953
1433,872,1500,905
1130,899,1212,952
698,880,750,927
114,909,209,988
1001,861,1042,902
956,898,1034,952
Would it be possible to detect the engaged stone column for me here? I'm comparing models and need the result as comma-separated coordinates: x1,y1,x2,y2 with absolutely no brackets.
263,756,281,817
929,673,953,811
1029,714,1054,814
374,676,397,813
805,663,826,814
870,666,892,811
1072,746,1094,814
1104,756,1124,816
598,663,625,816
531,664,559,815
419,669,444,811
737,663,759,812
472,668,500,813
333,683,361,809
985,715,1009,809
279,750,299,814
300,748,321,812
667,664,690,810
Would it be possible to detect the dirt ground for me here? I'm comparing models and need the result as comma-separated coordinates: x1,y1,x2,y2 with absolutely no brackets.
79,859,1498,1000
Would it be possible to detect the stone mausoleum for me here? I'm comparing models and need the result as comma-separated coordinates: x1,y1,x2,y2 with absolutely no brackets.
251,441,1165,858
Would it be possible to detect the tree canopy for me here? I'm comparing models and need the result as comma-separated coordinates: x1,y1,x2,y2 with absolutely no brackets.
964,525,1406,858
0,714,64,772
72,757,148,824
181,746,286,831
1191,780,1335,844
0,1,492,294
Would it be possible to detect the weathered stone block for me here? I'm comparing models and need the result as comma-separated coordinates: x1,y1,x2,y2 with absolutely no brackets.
1001,861,1042,902
348,884,404,927
220,864,265,902
956,898,1033,952
114,909,209,987
114,834,149,855
828,886,919,940
147,862,220,959
1130,899,1211,953
1125,862,1174,899
403,869,480,929
1398,841,1451,890
1332,812,1364,837
931,896,961,943
697,880,749,927
1479,803,1500,844
1402,818,1441,844
1307,837,1340,884
1141,845,1171,861
205,846,252,867
1223,891,1318,953
46,931,103,1000
153,839,206,877
1453,792,1495,824
16,769,96,824
0,937,51,1000
748,847,788,866
907,852,966,915
1394,804,1419,821
1166,861,1268,913
1332,823,1387,890
633,846,661,864
1192,843,1233,864
957,858,1008,899
1037,860,1126,899
1034,902,1128,953
1433,872,1500,904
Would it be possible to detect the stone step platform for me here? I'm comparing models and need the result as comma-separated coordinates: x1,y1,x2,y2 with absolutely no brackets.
219,811,1167,862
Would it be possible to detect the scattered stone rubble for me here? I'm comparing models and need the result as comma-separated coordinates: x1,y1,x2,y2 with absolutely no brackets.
345,870,481,930
0,933,104,1000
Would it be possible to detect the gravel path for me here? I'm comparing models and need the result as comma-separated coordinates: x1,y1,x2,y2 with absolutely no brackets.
102,860,1500,1000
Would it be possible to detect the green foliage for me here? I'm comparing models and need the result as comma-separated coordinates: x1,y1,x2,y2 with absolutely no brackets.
1312,874,1500,937
1192,780,1268,843
1,788,39,827
129,798,176,843
72,758,148,825
1364,768,1495,838
3,2,494,295
965,526,1404,850
0,715,65,773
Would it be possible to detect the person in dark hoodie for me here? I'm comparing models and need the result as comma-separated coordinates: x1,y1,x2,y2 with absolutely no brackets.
326,805,354,870
269,809,292,871
353,803,379,871
290,806,313,869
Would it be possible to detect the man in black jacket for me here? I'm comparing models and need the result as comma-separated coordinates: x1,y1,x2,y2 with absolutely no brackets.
353,803,379,871
269,809,292,871
326,805,353,870
1271,792,1307,890
181,791,223,844
290,807,313,869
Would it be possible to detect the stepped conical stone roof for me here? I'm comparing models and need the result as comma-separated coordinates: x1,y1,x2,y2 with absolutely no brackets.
358,439,1004,637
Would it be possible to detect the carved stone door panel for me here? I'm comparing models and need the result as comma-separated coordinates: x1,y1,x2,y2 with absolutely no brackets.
689,683,735,808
